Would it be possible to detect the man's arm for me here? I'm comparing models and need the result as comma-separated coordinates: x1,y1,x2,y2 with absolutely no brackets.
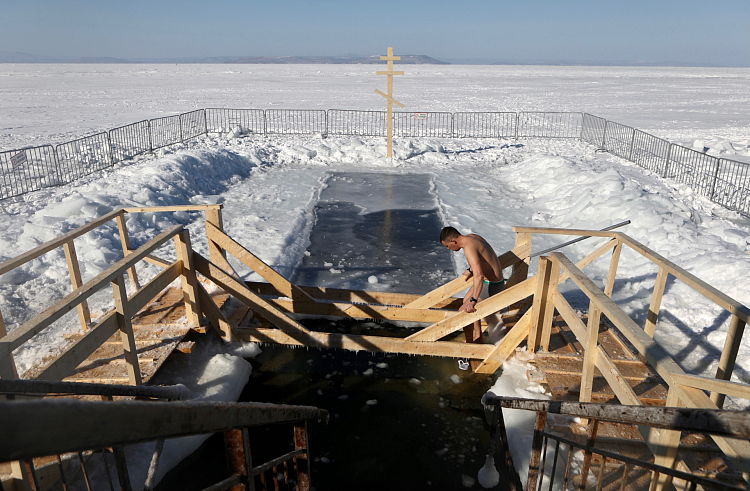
460,246,485,313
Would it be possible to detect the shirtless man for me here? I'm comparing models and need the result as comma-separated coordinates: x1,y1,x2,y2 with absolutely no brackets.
440,227,505,347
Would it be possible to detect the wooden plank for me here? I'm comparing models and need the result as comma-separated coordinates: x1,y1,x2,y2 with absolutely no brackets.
0,209,125,276
174,230,201,327
712,315,746,408
617,233,750,324
63,240,91,331
122,204,223,213
144,254,172,269
129,262,182,315
528,256,552,352
404,241,532,309
194,253,312,340
405,276,537,342
111,275,142,385
557,238,617,284
197,282,238,342
672,373,750,400
239,328,496,359
645,266,669,337
206,221,315,303
540,257,561,351
604,240,622,297
116,213,141,290
511,226,617,238
243,281,456,308
264,297,450,323
2,225,183,351
474,309,533,374
579,300,600,405
595,347,641,406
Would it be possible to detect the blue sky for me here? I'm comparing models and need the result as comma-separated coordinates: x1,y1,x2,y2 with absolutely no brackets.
2,0,749,65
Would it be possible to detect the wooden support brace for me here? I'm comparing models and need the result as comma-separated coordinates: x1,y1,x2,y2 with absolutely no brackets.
205,206,227,265
63,240,92,331
644,266,669,338
474,309,533,374
116,213,141,291
111,274,142,386
197,282,239,342
174,230,202,328
528,256,552,352
540,258,561,352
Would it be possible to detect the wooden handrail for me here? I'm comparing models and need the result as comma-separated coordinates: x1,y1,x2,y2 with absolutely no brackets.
122,204,222,213
511,226,617,238
0,225,183,351
0,209,125,276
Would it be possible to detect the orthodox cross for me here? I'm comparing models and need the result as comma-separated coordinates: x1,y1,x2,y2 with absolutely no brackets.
375,47,404,159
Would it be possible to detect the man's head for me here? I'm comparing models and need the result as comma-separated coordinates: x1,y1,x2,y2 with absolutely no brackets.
440,226,462,251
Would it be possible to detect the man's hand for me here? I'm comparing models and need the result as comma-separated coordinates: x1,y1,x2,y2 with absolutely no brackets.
462,269,473,282
460,297,478,313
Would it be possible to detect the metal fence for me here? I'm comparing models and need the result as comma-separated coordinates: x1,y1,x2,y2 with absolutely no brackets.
1,108,748,216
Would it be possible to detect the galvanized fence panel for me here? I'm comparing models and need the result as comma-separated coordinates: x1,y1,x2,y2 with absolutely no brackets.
630,130,670,175
109,120,151,162
327,109,387,137
265,110,327,135
55,133,113,183
393,111,453,138
179,109,207,141
205,108,265,135
666,145,721,198
452,112,517,138
712,158,750,215
517,112,583,138
0,145,60,199
603,121,635,160
581,113,607,147
150,115,182,149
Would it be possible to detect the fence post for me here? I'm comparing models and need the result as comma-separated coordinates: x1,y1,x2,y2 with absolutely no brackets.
178,113,185,143
148,120,154,153
263,110,267,136
662,144,673,178
627,127,636,162
709,159,721,200
514,113,519,139
106,132,116,166
52,145,65,188
601,120,609,151
203,109,208,136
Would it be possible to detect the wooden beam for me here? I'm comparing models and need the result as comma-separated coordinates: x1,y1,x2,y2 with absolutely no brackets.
712,314,746,408
557,238,618,284
111,275,142,385
243,281,459,308
540,257,561,351
197,282,238,342
239,328,496,359
644,266,669,338
264,297,451,323
63,240,91,331
116,213,141,291
617,233,750,324
0,209,125,276
194,253,313,342
1,225,183,352
579,299,600,405
122,204,223,213
528,257,552,352
474,309,533,374
511,226,617,238
174,230,201,327
405,276,537,342
672,372,750,400
604,240,622,297
404,241,532,310
206,221,315,303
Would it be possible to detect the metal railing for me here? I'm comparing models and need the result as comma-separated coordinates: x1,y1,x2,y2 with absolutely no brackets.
484,396,750,491
2,108,748,216
0,398,327,491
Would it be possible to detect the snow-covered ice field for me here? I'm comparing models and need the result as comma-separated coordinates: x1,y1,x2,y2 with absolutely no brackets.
1,64,750,488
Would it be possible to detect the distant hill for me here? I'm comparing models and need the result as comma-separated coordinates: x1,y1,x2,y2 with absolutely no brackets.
0,51,448,65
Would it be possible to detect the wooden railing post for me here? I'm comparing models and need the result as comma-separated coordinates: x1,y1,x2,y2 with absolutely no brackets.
712,314,746,408
63,240,92,330
654,387,683,491
580,299,601,406
604,240,622,297
528,256,552,352
205,205,227,266
644,266,669,338
111,274,142,385
116,212,141,291
294,421,312,491
174,230,202,328
505,232,532,314
540,257,561,352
